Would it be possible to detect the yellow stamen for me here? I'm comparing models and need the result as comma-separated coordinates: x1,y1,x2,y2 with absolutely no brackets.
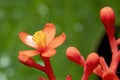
32,30,46,48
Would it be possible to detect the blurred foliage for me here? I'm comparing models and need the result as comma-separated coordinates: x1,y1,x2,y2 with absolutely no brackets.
0,0,120,80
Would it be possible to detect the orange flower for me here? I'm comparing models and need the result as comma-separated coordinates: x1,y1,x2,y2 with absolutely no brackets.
18,23,66,63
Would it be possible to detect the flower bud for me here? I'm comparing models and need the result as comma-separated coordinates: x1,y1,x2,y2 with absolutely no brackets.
66,47,85,66
100,6,115,34
85,53,99,72
82,53,99,80
18,54,35,67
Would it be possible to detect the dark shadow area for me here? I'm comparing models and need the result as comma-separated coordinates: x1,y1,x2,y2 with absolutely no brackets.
97,33,112,66
97,26,120,79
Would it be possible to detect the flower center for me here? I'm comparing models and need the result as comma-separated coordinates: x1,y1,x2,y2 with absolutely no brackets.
32,31,46,48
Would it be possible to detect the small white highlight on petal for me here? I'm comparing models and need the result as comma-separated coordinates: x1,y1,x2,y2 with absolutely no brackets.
26,35,37,47
74,22,84,32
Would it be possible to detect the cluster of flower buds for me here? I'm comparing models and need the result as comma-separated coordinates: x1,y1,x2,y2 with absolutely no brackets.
66,6,120,80
18,6,120,80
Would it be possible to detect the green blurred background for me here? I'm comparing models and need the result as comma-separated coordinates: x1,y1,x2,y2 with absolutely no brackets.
0,0,120,80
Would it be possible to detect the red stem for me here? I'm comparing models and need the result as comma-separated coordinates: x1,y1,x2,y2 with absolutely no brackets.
81,71,90,80
108,34,118,54
33,63,46,72
100,57,109,72
81,74,89,80
42,57,56,80
108,34,119,72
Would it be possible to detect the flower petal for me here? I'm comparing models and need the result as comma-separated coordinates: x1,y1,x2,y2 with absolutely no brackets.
43,23,56,45
48,33,66,49
18,50,39,62
19,32,38,49
42,49,56,57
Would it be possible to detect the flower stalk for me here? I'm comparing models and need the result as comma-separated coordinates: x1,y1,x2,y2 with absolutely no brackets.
42,57,56,80
100,6,120,73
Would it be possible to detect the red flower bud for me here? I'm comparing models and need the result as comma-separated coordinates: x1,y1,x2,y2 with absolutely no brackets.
81,53,100,80
100,6,115,34
66,47,85,66
85,53,99,72
18,54,36,67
